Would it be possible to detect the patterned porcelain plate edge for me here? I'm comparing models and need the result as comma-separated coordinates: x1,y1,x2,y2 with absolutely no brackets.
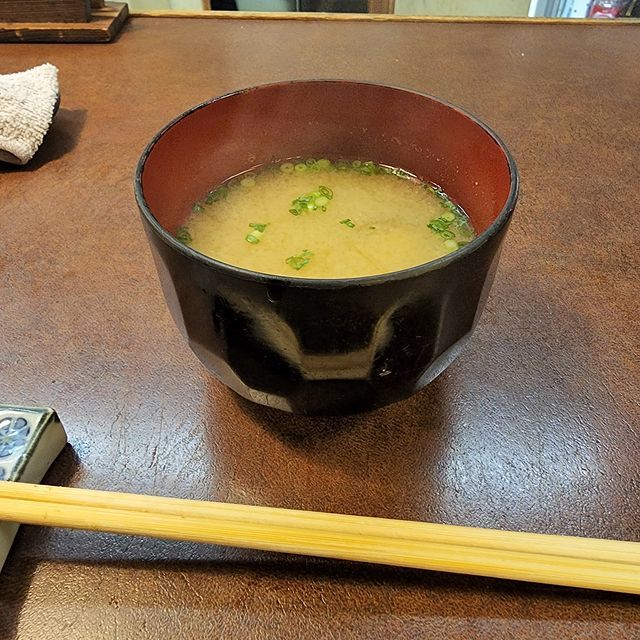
0,404,67,573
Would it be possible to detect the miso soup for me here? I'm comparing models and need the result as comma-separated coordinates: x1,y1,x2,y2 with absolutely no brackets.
177,158,475,279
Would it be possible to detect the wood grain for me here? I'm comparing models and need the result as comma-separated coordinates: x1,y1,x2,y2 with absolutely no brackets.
0,0,127,42
0,16,639,640
0,0,90,23
129,9,640,23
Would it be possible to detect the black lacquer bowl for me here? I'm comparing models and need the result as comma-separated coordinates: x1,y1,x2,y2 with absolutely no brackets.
135,81,518,414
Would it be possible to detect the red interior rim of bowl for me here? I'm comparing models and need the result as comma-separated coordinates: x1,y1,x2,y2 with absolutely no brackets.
134,80,519,288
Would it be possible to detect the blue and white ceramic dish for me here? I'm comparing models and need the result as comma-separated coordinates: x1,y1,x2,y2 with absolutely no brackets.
0,404,67,572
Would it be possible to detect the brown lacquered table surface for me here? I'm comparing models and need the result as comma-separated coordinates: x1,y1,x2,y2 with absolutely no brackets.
1,15,640,640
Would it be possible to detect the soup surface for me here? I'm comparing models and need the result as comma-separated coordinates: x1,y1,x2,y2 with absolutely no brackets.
177,158,475,279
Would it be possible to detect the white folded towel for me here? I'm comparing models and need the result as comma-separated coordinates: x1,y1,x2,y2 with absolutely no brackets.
0,63,59,165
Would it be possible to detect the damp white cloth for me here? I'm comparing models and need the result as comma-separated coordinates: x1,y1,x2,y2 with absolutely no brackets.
0,63,59,165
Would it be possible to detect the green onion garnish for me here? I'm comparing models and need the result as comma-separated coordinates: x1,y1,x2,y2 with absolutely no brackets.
358,161,375,175
427,216,453,237
204,186,229,204
340,218,356,228
286,249,313,271
316,158,331,169
294,163,307,172
175,226,192,245
245,222,269,244
280,162,294,173
305,158,317,167
192,203,204,214
290,187,333,215
427,209,469,247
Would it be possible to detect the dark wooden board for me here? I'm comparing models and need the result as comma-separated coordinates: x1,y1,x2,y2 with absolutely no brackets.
0,1,127,42
0,0,90,23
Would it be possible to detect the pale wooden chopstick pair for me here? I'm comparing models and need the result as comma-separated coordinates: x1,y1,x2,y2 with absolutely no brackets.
1,481,638,594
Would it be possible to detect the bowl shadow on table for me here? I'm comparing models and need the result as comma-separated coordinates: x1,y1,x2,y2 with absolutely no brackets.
233,375,448,449
0,108,86,173
203,370,456,521
0,445,83,640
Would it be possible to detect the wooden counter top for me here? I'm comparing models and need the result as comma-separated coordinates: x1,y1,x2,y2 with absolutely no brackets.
1,16,639,639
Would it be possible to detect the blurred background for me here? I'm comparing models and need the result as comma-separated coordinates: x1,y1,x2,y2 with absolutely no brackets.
126,0,640,19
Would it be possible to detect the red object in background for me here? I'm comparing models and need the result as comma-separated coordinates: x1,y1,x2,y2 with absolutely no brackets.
588,0,630,17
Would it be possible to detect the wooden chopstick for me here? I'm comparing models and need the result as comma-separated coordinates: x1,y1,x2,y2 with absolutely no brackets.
1,482,638,594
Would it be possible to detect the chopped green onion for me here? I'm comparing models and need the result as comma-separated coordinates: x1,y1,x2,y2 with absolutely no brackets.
175,226,192,245
428,214,459,241
205,186,229,204
442,200,459,215
358,161,375,175
340,218,356,229
317,158,331,169
335,160,349,171
351,160,362,168
427,217,451,233
294,163,307,172
280,162,294,173
457,241,470,247
290,186,333,215
305,158,317,167
192,203,204,214
286,249,313,271
441,211,456,222
245,222,269,244
444,239,458,251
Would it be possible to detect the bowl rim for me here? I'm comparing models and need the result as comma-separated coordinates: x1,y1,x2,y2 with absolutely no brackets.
134,79,519,289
